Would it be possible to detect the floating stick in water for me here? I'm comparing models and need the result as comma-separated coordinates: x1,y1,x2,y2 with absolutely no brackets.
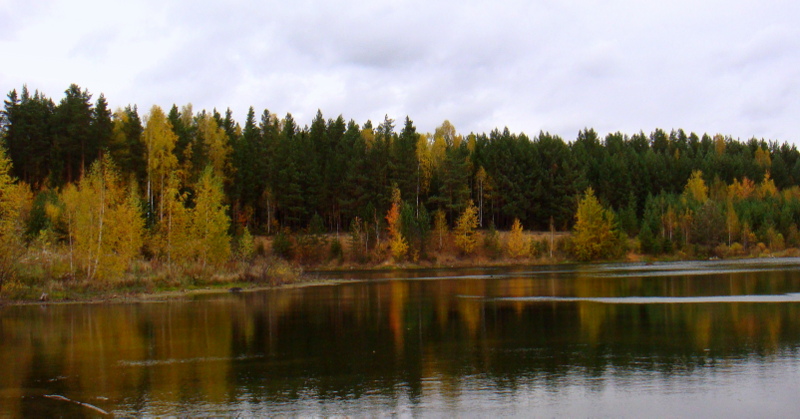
44,394,110,416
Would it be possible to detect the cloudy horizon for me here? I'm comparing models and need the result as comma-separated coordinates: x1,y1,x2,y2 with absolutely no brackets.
2,0,799,142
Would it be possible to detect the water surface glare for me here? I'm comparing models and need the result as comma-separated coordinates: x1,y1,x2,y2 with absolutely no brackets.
2,258,800,416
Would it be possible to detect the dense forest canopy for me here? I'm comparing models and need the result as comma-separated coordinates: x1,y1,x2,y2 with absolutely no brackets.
3,83,800,249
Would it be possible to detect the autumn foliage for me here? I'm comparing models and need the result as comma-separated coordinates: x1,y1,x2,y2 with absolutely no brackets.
571,188,623,261
505,218,528,258
8,83,800,297
60,156,144,281
386,199,408,262
454,201,479,255
0,146,27,289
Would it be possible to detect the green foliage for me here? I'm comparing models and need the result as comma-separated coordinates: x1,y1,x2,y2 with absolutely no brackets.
292,213,329,264
348,216,367,263
483,221,501,259
638,222,659,254
691,201,725,248
329,239,343,262
272,228,293,260
618,192,639,236
433,209,448,251
25,189,58,239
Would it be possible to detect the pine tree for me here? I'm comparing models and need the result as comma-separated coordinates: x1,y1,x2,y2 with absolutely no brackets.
54,84,94,184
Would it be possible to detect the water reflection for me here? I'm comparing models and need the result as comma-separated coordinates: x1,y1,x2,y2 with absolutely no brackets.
2,259,800,416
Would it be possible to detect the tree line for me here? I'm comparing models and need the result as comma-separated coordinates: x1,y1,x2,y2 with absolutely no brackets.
3,83,800,273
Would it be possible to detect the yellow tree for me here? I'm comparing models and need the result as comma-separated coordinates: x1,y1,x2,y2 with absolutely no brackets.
143,105,179,221
385,188,408,261
196,113,231,179
94,179,145,280
434,120,462,148
506,218,528,259
754,147,772,168
728,177,755,201
713,134,726,156
571,188,620,261
430,125,448,170
157,174,193,268
454,200,479,255
192,166,232,267
416,133,433,207
61,157,143,281
758,172,778,199
683,170,708,203
361,123,375,148
0,146,29,289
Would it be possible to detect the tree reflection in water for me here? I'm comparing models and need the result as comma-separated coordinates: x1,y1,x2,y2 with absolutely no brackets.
2,259,800,416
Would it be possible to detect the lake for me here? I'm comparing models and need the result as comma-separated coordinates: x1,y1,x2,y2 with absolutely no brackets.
2,258,800,417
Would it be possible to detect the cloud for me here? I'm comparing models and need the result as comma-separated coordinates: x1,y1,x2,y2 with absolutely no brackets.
3,0,800,143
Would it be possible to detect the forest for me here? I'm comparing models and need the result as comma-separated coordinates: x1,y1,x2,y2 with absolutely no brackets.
2,83,800,294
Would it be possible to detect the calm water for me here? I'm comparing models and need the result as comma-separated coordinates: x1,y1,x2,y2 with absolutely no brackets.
3,259,800,417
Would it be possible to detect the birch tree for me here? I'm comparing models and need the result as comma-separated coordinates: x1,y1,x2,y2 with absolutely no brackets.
143,105,178,221
60,156,143,281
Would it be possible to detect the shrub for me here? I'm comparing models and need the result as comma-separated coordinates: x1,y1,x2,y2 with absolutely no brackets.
482,222,501,259
272,228,293,259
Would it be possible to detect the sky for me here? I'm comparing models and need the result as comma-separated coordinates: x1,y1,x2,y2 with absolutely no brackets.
2,0,799,143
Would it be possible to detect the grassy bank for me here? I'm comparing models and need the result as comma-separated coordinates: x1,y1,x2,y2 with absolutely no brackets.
0,253,304,303
2,230,797,304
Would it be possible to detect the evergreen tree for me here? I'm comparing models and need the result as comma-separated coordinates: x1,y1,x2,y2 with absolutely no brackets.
1,87,56,187
391,117,419,201
54,84,94,183
92,94,113,159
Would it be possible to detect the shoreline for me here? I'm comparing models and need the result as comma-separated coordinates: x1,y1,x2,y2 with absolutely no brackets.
0,276,359,307
3,252,795,307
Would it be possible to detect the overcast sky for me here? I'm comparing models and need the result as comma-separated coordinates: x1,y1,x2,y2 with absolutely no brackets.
2,0,799,143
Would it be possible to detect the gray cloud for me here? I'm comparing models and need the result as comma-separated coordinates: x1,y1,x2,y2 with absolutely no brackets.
4,0,800,143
